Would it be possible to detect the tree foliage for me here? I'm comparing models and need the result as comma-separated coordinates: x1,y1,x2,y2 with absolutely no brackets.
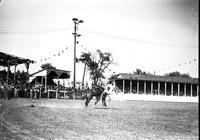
133,68,153,75
164,71,190,78
41,63,56,70
79,49,113,85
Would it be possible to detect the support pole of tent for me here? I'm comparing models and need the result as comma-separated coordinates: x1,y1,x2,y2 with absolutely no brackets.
45,70,47,97
35,77,37,86
56,78,59,99
40,77,43,98
14,64,17,83
56,89,58,99
25,62,30,83
6,65,10,84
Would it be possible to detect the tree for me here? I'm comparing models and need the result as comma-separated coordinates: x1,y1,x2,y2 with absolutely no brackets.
164,71,191,78
79,49,113,85
133,68,153,75
41,63,56,70
78,52,92,87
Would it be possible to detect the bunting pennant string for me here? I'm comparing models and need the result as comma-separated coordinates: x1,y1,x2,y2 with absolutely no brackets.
33,47,68,64
157,58,198,74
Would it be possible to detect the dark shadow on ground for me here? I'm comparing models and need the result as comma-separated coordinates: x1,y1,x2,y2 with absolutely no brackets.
93,107,118,110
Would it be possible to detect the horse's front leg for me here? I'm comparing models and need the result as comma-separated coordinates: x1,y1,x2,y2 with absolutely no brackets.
85,93,92,107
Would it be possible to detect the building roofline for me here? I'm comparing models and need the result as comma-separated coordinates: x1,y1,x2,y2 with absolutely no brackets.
110,73,198,84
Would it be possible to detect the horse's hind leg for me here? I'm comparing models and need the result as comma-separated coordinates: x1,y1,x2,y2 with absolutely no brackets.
95,95,101,105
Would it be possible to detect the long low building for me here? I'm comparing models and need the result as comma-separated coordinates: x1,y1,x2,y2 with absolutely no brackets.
109,73,199,97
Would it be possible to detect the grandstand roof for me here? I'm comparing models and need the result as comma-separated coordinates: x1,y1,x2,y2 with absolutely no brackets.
0,51,34,66
110,73,198,84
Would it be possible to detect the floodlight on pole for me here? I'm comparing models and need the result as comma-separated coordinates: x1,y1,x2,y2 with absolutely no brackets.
72,18,83,99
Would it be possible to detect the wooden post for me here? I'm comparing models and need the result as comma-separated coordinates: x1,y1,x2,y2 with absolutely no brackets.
151,82,153,94
130,80,132,93
45,70,47,94
56,89,58,99
40,77,43,98
197,85,199,96
178,83,180,96
184,83,186,96
123,80,125,93
137,81,139,94
190,84,193,96
64,91,66,99
164,82,167,96
39,87,42,98
158,82,160,95
45,76,47,91
171,83,173,96
47,90,49,98
144,81,146,94
14,64,17,82
56,78,59,99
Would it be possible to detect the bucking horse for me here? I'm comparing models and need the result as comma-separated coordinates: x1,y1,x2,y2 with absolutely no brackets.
85,84,105,107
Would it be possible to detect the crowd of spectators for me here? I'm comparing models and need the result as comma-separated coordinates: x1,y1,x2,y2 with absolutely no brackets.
0,80,44,99
0,80,77,99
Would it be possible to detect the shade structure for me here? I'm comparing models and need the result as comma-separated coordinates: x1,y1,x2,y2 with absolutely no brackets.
0,51,34,84
29,68,70,86
0,51,34,67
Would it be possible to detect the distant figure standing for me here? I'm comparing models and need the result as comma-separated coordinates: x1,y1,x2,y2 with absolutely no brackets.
30,87,34,99
102,87,111,107
14,86,19,99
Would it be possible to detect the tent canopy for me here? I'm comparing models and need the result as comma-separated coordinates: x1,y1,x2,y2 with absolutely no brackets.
29,68,70,85
29,68,70,79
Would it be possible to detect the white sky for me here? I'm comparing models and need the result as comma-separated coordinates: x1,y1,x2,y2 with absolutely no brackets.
0,0,198,82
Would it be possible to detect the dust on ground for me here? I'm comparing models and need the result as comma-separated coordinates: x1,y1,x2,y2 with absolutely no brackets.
0,98,198,140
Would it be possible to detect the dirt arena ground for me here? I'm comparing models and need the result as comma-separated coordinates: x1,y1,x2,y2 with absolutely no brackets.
0,98,198,140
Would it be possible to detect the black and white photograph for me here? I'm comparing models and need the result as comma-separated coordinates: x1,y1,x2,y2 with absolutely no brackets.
0,0,199,139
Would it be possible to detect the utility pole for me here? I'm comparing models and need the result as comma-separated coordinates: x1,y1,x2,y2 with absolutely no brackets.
72,18,83,99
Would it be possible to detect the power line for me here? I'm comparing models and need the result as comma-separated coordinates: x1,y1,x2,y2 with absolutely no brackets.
0,27,72,34
0,27,197,47
82,28,197,48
